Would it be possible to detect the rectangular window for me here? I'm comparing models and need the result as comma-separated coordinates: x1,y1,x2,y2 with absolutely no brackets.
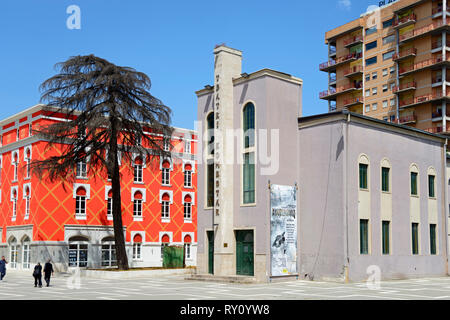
382,84,388,92
411,172,418,196
430,224,437,255
365,74,371,82
383,100,388,108
134,164,143,183
372,103,377,111
428,175,435,198
382,221,390,255
382,68,388,76
383,50,395,61
383,19,394,28
359,163,368,189
360,219,369,254
390,66,395,74
76,196,86,216
184,203,192,220
382,167,390,192
372,87,378,95
243,152,255,204
207,163,214,207
184,170,192,187
366,27,377,36
365,89,370,97
366,41,377,51
372,72,378,80
390,115,396,122
390,98,396,107
162,168,170,185
366,56,378,66
133,199,142,217
412,223,419,255
107,197,113,217
76,161,87,178
365,105,370,112
185,140,191,154
383,34,396,45
162,201,170,219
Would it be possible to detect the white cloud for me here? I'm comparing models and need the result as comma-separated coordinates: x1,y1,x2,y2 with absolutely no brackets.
338,0,352,10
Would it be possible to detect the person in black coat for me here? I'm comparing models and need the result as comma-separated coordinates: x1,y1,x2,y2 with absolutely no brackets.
33,263,42,287
43,260,54,287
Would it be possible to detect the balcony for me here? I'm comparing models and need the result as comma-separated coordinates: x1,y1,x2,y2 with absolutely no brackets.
397,114,417,125
343,35,363,48
424,124,450,134
342,96,364,108
393,82,417,94
392,48,417,61
393,13,417,29
343,65,363,77
319,52,363,72
399,91,450,108
319,82,363,100
431,109,450,121
400,20,450,43
432,39,450,52
398,55,450,76
329,46,337,57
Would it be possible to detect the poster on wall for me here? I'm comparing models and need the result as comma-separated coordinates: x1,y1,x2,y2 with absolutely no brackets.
270,184,298,277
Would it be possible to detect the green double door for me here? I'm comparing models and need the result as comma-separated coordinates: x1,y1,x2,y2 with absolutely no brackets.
236,230,254,276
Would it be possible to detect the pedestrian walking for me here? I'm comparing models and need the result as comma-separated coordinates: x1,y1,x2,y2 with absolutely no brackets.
43,259,54,287
33,263,42,287
0,256,7,281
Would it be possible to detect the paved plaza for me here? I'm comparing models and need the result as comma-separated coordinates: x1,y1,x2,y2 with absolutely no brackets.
0,271,449,300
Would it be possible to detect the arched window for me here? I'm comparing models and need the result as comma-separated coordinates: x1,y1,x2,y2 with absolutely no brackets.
242,103,255,204
75,187,87,218
25,149,31,179
134,157,143,183
9,237,18,269
243,103,255,149
68,236,89,267
101,237,117,267
359,155,370,190
380,158,391,193
410,164,419,196
133,234,143,261
11,189,18,220
184,163,192,188
12,152,19,182
162,161,171,186
22,236,31,269
161,193,170,220
161,234,170,259
24,186,30,219
183,195,192,220
133,191,143,218
107,190,113,219
184,235,192,260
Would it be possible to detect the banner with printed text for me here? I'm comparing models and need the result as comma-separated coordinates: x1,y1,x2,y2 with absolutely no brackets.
270,184,298,277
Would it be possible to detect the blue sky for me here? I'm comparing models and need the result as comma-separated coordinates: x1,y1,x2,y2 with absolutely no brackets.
0,0,378,129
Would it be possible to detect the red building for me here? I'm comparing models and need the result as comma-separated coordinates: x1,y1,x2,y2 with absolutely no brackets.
0,104,197,271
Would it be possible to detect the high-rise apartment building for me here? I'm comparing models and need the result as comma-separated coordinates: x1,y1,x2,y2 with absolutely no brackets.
320,0,450,133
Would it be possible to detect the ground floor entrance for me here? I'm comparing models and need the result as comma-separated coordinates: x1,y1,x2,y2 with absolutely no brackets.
207,231,214,274
236,230,254,276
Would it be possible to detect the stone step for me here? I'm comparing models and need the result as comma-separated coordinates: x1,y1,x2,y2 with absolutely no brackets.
186,274,257,284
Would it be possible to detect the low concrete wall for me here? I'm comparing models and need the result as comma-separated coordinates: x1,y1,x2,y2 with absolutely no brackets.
81,268,196,279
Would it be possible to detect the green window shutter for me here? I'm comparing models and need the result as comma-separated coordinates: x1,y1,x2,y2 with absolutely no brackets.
243,103,255,149
382,167,390,192
411,172,418,196
430,224,437,255
359,164,368,189
360,219,369,254
412,223,419,255
382,221,390,255
428,175,435,198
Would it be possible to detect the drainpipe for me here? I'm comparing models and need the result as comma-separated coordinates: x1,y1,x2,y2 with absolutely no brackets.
343,112,350,282
442,31,447,132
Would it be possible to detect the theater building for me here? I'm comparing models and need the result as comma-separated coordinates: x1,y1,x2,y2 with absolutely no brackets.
0,104,197,271
195,45,449,282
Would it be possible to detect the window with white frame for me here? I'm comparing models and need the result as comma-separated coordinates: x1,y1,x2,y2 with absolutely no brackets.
76,160,87,178
184,235,192,259
12,152,19,181
184,165,192,187
162,161,171,185
107,190,113,219
11,189,18,220
365,89,370,97
161,194,170,220
390,98,396,107
134,157,143,183
16,129,19,141
372,103,378,111
372,87,378,95
383,100,388,108
25,149,31,179
185,140,191,154
163,137,170,151
184,195,192,220
75,187,87,217
133,234,142,260
24,186,30,219
101,237,117,267
29,123,33,137
133,191,143,218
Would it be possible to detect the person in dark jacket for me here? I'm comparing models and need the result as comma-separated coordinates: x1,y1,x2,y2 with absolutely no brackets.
43,260,54,287
0,256,7,281
33,263,42,287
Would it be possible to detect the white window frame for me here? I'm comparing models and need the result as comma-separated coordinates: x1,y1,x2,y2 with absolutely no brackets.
76,160,87,178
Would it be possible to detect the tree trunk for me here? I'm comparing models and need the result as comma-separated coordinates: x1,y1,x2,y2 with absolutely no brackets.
110,116,129,270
